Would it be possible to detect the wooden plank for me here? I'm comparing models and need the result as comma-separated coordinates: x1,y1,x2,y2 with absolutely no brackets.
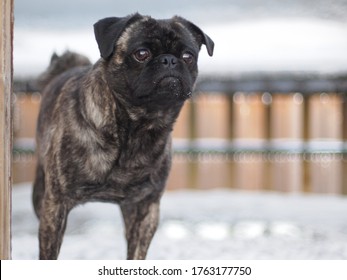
232,93,267,190
0,0,14,260
195,94,230,139
270,93,304,192
233,92,266,139
308,93,343,193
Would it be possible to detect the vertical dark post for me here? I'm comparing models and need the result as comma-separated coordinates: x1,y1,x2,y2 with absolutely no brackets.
227,93,234,140
228,93,235,189
342,94,347,194
302,94,310,192
263,92,272,191
188,97,198,189
0,0,14,260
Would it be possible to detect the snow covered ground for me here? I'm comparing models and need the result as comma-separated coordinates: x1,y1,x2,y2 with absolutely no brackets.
12,183,347,260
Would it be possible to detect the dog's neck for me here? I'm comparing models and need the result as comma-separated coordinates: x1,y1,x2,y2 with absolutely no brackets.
115,99,183,135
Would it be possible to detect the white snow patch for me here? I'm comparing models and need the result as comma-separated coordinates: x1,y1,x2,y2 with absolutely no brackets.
161,221,191,240
233,221,266,239
270,222,302,239
196,222,230,240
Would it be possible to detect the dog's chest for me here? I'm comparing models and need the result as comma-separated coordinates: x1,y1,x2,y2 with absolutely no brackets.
103,129,171,187
71,117,172,202
116,132,168,173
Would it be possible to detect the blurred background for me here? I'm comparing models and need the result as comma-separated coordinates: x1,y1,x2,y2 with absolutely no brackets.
11,0,347,259
13,0,347,193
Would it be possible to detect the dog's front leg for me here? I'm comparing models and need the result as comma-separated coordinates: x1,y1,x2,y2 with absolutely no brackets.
38,193,69,260
120,198,160,260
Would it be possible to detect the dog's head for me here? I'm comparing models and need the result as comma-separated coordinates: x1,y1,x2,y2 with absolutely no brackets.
94,13,214,109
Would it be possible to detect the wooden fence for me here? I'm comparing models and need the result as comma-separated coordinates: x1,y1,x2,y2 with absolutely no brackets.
0,0,13,260
13,73,347,194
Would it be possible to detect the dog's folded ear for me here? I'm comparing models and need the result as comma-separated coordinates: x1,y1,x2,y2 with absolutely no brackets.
94,13,143,60
175,16,214,56
175,17,214,57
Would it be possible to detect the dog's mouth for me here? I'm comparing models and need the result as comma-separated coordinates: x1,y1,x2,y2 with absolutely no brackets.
157,76,181,88
134,75,192,105
154,75,188,97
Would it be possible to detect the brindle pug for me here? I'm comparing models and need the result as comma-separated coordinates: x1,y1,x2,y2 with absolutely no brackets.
33,13,214,260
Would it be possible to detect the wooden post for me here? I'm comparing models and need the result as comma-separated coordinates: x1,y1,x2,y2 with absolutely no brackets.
0,0,14,260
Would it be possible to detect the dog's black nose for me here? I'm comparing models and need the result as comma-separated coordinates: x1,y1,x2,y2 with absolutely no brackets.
160,55,178,69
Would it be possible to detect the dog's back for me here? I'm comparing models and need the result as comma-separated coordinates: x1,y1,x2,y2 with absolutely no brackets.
35,51,91,91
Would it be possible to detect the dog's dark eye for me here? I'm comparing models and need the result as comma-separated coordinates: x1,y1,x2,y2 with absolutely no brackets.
182,52,194,64
133,48,152,63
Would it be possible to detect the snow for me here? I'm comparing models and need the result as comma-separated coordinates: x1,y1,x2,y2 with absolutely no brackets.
14,28,96,79
13,18,347,78
12,183,347,260
198,19,347,75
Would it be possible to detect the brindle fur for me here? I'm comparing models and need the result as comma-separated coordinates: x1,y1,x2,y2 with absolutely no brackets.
33,13,214,260
30,51,92,92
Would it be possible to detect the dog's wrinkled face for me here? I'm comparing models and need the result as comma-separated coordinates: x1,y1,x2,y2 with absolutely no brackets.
94,14,214,109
